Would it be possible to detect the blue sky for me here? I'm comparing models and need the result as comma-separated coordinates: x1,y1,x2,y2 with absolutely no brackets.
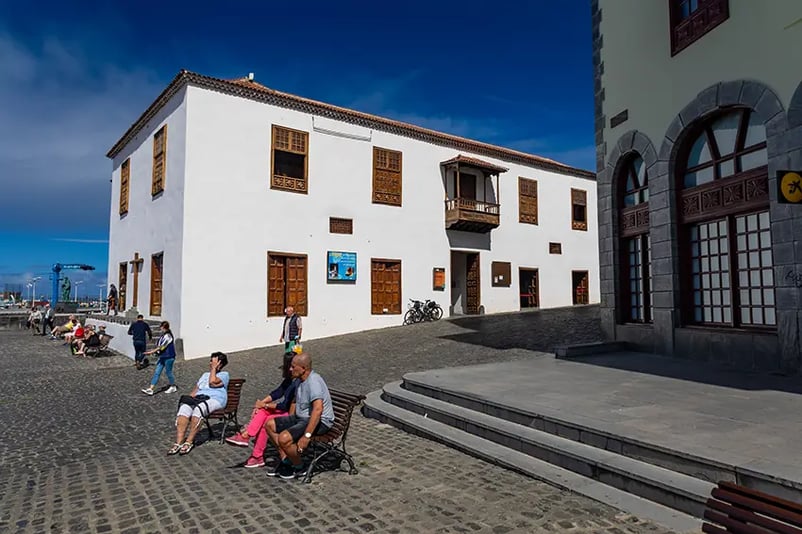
0,0,594,299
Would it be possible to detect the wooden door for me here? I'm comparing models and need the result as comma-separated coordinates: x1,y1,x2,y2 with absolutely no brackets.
572,271,589,305
519,268,539,309
285,256,307,315
459,172,476,200
371,259,401,314
150,253,163,316
267,254,286,316
118,262,127,310
465,253,480,314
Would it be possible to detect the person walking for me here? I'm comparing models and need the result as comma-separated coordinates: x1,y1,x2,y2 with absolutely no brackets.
107,284,118,316
279,306,303,353
128,314,153,369
141,321,177,395
41,304,54,336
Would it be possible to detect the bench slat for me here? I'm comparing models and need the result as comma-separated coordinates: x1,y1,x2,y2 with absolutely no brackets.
702,524,730,534
719,482,802,517
712,488,802,529
704,509,773,534
705,500,801,534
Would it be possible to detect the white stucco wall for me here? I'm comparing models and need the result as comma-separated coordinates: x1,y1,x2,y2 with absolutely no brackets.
174,85,598,358
599,0,802,149
107,88,188,336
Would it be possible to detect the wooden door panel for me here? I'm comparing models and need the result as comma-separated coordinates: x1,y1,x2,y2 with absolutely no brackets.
371,260,401,314
267,256,285,316
118,263,127,310
465,253,480,314
150,254,163,316
286,256,307,315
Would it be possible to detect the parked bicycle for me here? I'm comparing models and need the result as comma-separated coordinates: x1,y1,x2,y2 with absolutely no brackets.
403,299,443,325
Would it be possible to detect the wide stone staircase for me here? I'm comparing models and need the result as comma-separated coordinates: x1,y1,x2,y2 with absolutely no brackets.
363,367,802,533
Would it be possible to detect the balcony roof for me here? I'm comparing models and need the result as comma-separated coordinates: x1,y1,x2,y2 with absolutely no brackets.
440,154,509,175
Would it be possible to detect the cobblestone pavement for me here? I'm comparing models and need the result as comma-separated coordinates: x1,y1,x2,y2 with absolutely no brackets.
2,307,673,533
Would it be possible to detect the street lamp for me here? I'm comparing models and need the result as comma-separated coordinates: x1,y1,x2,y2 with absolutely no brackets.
29,277,41,307
27,283,33,307
74,280,84,302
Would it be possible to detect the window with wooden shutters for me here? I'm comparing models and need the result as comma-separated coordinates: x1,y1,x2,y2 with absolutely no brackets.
371,259,401,314
118,262,127,311
150,253,163,316
329,217,353,234
152,126,167,196
267,253,308,316
271,125,308,193
571,188,588,231
518,177,538,225
120,159,130,215
549,242,562,255
372,147,402,206
491,261,511,287
572,270,589,305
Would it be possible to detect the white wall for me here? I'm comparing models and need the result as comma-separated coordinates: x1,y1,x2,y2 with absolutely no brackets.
599,0,802,149
107,88,188,336
173,85,598,358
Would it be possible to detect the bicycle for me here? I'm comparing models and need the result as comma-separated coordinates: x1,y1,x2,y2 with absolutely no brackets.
403,299,443,325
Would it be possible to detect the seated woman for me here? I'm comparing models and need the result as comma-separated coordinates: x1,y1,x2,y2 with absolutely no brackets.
224,353,299,468
168,352,230,456
73,326,100,357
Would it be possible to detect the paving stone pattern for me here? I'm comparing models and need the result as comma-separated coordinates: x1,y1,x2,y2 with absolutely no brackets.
2,307,672,533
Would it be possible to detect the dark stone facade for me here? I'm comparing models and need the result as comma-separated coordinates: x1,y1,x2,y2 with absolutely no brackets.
592,0,802,374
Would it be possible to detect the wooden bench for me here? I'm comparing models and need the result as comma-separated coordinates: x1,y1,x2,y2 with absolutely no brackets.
203,378,246,444
300,388,365,483
85,333,114,357
703,481,802,533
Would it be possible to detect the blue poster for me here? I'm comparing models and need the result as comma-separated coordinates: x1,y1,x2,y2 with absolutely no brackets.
327,251,357,281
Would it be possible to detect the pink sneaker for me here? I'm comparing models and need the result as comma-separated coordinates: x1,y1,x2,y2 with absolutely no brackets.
244,456,265,468
225,433,250,447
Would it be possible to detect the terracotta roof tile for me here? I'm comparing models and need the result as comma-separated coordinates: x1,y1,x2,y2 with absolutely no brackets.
106,70,595,180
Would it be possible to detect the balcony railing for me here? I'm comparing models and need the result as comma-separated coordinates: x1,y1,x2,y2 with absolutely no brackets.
445,197,500,233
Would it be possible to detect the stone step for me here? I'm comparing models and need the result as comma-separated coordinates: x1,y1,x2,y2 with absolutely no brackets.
402,374,802,503
379,381,713,518
554,341,629,359
363,390,701,534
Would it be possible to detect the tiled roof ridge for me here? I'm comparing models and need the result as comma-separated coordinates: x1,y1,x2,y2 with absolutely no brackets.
106,69,595,180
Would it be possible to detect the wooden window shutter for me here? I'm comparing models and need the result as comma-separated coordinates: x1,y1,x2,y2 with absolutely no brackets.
372,147,402,206
519,177,538,225
152,126,167,196
285,256,308,316
120,159,130,216
267,254,286,317
329,217,353,234
571,188,588,231
267,253,308,317
150,253,163,316
271,125,309,193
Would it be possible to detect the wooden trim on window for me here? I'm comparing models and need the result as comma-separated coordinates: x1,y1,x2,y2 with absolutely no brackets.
669,0,729,56
372,147,403,206
270,125,309,194
518,177,538,225
549,242,562,254
151,125,167,196
329,217,353,234
120,158,130,216
571,188,588,231
149,252,163,316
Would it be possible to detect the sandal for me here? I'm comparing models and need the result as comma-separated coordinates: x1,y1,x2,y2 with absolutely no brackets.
167,443,182,455
178,442,194,455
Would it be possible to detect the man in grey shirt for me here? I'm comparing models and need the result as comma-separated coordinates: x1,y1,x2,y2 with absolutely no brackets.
266,352,334,479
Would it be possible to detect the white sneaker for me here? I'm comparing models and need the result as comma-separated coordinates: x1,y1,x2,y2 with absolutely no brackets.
141,387,155,396
165,386,177,394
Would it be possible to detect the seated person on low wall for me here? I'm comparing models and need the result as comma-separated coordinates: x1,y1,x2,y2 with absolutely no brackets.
225,352,299,468
50,315,76,339
168,352,230,456
265,352,335,479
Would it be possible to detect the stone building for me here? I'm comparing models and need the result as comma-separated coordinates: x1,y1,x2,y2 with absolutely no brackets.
102,70,598,359
592,0,802,373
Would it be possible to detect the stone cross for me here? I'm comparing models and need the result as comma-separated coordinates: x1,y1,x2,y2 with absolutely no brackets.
129,252,144,308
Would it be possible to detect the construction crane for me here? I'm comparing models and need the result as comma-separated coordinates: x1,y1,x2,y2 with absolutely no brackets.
51,263,96,308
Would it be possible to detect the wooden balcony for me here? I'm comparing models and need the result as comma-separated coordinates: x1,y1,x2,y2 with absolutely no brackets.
445,198,500,233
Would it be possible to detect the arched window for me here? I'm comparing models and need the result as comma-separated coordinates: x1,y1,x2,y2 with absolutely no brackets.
619,155,651,323
678,108,774,328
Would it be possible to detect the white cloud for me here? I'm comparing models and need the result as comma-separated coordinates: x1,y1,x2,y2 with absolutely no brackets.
50,238,109,244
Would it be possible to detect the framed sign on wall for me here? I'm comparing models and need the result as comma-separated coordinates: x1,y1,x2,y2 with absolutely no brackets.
433,268,446,291
327,251,357,281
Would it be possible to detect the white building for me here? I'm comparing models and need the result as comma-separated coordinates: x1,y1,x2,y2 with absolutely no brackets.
104,70,598,360
593,0,802,373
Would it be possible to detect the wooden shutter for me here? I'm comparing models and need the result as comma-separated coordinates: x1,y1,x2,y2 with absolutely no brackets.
267,254,286,317
120,159,130,215
329,217,353,234
465,254,481,314
152,126,167,196
571,188,588,231
519,177,538,224
271,125,308,193
371,259,401,314
573,271,589,305
285,256,308,316
549,242,562,254
372,147,402,206
118,262,127,310
491,261,511,287
150,253,163,316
